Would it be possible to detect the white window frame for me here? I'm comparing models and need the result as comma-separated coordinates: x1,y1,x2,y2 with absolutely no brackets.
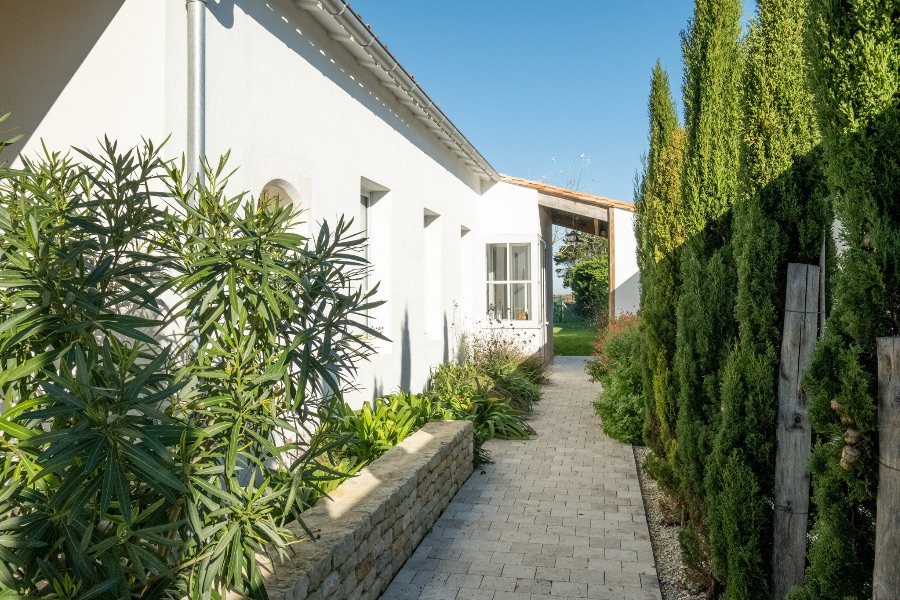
485,241,535,323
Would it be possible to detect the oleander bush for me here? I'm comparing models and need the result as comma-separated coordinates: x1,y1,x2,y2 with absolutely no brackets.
586,313,644,444
0,140,378,600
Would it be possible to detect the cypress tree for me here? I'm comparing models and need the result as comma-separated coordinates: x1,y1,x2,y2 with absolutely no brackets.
635,62,685,467
704,0,829,597
790,1,900,598
673,0,743,586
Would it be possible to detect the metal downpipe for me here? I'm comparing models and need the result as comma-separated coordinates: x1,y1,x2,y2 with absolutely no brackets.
187,0,206,190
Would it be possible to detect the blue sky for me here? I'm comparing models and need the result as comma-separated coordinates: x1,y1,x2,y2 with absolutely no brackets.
347,1,709,203
348,1,754,292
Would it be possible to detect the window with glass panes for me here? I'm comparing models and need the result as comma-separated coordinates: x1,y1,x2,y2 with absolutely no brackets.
486,243,531,321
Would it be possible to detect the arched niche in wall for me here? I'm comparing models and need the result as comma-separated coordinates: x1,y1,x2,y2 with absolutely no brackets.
259,178,309,236
260,178,301,209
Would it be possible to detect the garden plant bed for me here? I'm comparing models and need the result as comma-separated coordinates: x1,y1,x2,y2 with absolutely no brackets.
634,447,707,600
257,420,474,600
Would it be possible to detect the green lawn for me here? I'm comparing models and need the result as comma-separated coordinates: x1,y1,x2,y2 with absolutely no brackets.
553,322,597,356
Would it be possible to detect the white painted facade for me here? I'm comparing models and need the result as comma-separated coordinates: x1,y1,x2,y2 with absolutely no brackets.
1,0,638,405
611,208,641,316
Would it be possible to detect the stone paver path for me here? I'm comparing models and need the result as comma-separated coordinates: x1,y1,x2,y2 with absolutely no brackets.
381,356,661,600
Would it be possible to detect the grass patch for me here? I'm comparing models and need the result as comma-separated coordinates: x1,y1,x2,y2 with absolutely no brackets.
553,322,596,356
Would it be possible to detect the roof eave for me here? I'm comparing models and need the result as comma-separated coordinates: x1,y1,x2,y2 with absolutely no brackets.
296,0,499,182
499,174,634,212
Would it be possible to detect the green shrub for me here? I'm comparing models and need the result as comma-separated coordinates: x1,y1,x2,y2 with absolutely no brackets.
458,321,547,415
586,313,644,444
165,158,380,599
460,322,544,386
0,142,377,599
790,1,900,597
323,398,421,464
701,1,830,596
634,62,685,458
428,361,534,465
592,391,643,446
491,365,541,413
554,234,609,325
672,0,744,587
0,142,190,599
0,112,23,155
517,353,551,385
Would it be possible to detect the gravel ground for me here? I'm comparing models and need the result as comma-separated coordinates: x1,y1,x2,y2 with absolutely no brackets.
633,446,708,600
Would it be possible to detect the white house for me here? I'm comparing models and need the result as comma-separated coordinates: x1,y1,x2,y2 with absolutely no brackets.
1,0,638,406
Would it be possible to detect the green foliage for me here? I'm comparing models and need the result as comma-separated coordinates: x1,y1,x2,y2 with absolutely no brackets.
700,1,831,597
554,234,609,324
460,324,546,411
791,1,900,597
516,353,552,386
0,112,24,157
490,366,541,413
0,141,377,599
586,314,644,444
634,62,685,457
165,157,380,600
568,256,609,327
674,0,743,592
673,0,744,588
323,358,536,471
427,361,534,465
323,395,431,465
0,141,187,599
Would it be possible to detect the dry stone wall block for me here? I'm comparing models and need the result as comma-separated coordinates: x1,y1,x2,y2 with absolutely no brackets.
252,421,473,600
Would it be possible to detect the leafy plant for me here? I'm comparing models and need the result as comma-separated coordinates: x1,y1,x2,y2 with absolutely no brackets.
516,353,551,385
322,398,420,465
490,365,540,413
790,0,900,597
586,313,644,444
0,141,379,600
427,362,533,465
0,112,24,157
163,157,381,599
634,62,684,458
0,140,188,599
554,234,609,325
457,324,545,411
460,322,533,378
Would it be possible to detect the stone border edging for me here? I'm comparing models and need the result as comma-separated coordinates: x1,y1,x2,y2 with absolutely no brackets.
259,420,474,600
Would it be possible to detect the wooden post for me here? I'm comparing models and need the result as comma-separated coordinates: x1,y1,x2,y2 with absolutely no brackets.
874,337,900,599
772,263,820,600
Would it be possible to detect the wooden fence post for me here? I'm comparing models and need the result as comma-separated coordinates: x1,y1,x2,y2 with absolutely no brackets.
772,263,820,600
874,337,900,599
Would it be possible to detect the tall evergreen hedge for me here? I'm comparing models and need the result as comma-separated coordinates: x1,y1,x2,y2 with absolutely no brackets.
635,62,685,465
673,0,743,584
790,1,900,598
703,0,830,597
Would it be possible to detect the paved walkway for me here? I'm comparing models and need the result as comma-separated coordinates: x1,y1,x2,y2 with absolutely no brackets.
381,356,661,600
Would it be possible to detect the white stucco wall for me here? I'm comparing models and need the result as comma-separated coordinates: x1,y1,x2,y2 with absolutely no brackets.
611,207,640,316
2,0,166,160
1,0,552,405
477,183,549,356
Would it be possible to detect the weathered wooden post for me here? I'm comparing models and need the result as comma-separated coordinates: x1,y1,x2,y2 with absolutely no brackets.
873,337,900,599
772,263,820,600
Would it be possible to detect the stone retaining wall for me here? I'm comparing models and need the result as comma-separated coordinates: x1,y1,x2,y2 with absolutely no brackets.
261,420,474,600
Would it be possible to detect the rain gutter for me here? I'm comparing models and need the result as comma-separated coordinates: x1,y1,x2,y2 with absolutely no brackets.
186,0,206,189
301,0,499,182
